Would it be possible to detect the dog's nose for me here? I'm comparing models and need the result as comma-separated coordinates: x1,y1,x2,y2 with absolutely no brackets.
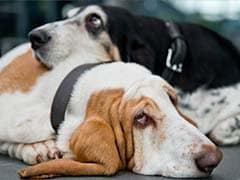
195,146,222,173
29,30,51,50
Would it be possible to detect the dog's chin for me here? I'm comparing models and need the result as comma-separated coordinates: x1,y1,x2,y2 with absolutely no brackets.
34,51,53,69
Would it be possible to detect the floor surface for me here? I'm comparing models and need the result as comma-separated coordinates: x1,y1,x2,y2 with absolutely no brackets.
0,146,239,180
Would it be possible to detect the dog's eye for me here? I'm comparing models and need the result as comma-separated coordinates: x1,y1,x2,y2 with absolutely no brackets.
134,112,152,128
86,14,102,33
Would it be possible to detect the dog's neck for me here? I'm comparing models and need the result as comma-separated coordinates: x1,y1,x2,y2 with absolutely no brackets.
51,62,108,133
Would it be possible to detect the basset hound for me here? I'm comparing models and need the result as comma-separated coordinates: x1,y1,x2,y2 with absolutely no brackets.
25,5,240,146
0,46,221,177
15,62,221,178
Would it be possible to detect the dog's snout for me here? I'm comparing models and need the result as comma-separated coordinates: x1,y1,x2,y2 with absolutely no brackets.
195,146,222,173
29,30,51,50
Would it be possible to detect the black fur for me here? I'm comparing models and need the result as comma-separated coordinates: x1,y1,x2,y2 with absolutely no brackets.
101,6,240,92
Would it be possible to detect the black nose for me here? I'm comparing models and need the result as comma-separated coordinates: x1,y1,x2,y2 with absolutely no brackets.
195,146,222,173
28,30,51,50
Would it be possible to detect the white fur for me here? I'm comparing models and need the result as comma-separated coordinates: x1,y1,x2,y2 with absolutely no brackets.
0,140,59,165
177,83,240,134
210,114,240,145
32,5,111,68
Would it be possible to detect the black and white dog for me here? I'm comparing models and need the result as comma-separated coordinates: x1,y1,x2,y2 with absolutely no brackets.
28,5,240,145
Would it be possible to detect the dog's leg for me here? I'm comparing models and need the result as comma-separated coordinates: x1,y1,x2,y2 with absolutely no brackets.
18,159,113,178
209,114,240,145
0,139,62,164
18,118,125,178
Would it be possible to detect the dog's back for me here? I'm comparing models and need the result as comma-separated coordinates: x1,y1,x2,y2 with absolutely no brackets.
133,14,240,91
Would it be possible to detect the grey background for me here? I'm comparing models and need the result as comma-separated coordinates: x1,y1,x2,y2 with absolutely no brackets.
0,145,239,180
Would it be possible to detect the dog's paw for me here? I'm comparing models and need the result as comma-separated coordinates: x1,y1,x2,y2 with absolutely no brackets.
21,140,62,165
18,168,58,179
209,116,240,145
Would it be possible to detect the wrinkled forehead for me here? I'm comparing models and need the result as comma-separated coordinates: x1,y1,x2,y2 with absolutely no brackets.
124,76,172,100
67,5,107,24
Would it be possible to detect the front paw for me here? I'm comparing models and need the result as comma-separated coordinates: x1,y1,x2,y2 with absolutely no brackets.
18,168,58,179
21,140,62,165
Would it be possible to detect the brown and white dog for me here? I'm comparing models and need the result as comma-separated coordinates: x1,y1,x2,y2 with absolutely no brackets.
0,45,222,178
14,62,221,178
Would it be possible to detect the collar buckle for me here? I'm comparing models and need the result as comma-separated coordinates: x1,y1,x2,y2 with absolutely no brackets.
166,48,183,73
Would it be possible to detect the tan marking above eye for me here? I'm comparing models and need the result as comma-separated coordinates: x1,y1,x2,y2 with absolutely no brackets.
91,29,121,62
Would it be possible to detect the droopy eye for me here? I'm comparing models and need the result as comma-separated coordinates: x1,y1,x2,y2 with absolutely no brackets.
134,112,152,128
85,13,102,33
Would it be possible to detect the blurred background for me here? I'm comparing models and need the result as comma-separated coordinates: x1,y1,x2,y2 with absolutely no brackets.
0,0,240,56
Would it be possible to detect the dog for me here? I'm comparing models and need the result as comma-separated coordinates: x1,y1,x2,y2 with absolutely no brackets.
0,37,222,178
24,5,240,145
13,61,221,178
0,47,222,177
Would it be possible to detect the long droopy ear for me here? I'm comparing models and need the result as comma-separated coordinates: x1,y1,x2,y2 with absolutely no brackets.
18,117,122,178
162,81,198,127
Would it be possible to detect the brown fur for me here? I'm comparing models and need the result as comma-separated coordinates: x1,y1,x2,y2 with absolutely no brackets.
18,88,198,178
0,49,48,93
18,89,155,178
108,45,121,61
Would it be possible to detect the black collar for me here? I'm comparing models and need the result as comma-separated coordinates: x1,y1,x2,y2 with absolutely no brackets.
162,22,187,83
50,62,107,133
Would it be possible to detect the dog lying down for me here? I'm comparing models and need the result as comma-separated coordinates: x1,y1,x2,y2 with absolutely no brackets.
17,62,222,178
26,4,240,146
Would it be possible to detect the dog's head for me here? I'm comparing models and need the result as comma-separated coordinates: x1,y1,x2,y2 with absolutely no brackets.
29,5,157,69
124,81,222,177
67,64,222,178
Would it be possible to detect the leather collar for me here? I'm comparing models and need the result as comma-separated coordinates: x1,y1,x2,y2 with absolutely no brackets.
50,62,109,133
162,21,187,83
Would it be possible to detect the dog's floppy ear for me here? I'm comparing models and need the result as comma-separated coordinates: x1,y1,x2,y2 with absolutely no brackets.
18,117,123,178
70,117,123,174
161,80,178,106
126,34,155,70
162,81,198,127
